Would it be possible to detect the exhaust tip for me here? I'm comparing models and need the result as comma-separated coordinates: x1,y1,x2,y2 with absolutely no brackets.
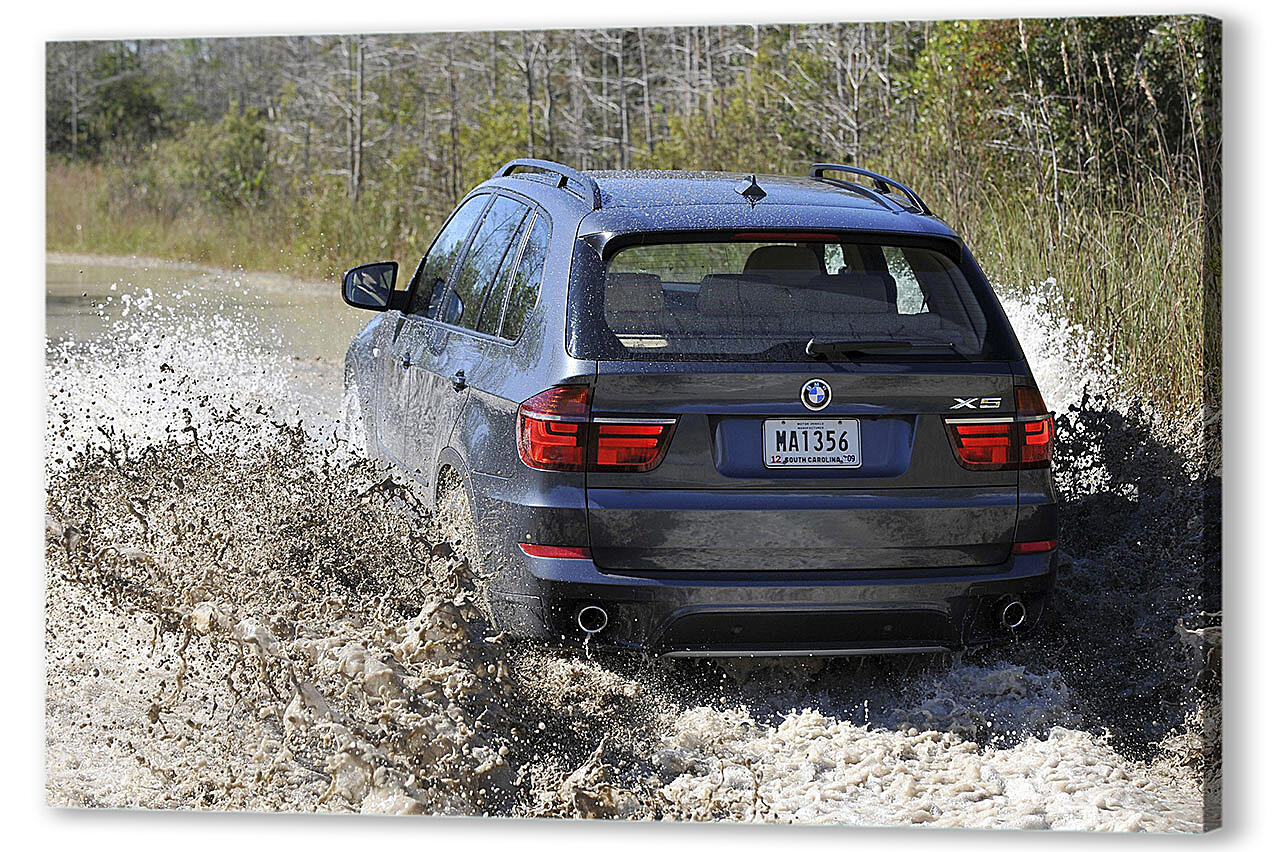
999,599,1028,631
576,605,608,634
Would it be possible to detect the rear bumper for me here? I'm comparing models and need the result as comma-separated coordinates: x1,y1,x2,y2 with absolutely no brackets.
469,467,1057,656
492,546,1057,656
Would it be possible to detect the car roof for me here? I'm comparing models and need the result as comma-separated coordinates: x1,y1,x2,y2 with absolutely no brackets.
483,168,960,243
591,170,903,210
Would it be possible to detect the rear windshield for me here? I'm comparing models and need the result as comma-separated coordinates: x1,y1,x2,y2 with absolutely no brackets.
597,239,1013,361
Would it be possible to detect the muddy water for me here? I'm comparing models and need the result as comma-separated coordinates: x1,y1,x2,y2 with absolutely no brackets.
43,255,1219,829
46,254,364,423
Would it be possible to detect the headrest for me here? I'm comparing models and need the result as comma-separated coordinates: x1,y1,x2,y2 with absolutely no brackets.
698,272,899,317
785,273,894,315
743,245,822,273
605,273,664,312
698,275,795,314
838,271,898,309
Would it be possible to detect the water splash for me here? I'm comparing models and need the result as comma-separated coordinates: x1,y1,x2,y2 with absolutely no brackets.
995,278,1119,415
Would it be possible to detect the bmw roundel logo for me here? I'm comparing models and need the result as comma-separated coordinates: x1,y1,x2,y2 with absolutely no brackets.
800,378,832,411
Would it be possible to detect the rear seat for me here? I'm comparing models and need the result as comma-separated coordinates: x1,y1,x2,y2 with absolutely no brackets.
604,272,697,342
804,270,898,306
791,273,893,336
604,273,665,333
695,274,780,337
606,268,972,349
698,272,897,336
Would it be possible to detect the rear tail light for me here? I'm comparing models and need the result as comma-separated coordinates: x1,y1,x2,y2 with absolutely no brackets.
516,386,590,471
592,420,674,471
947,421,1019,468
517,386,677,472
1020,418,1054,466
1015,386,1047,417
945,386,1055,471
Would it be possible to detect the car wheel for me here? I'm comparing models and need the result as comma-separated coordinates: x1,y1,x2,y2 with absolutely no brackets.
432,469,495,625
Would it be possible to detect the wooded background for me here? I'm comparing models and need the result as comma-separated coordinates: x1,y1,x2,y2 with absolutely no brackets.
45,17,1220,409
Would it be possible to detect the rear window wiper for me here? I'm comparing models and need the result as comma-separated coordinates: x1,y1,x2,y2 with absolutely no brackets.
804,338,960,357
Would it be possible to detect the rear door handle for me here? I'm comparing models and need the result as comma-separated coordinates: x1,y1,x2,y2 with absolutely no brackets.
450,370,467,391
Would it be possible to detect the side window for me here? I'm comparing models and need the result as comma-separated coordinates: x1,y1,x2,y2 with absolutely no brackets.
476,214,533,336
407,194,489,317
883,245,927,315
450,196,529,331
823,243,844,274
500,213,550,340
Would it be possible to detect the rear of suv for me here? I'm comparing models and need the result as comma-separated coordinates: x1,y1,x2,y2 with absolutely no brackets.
341,159,1058,656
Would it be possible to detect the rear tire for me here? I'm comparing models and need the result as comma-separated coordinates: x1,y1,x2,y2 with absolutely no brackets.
432,470,495,624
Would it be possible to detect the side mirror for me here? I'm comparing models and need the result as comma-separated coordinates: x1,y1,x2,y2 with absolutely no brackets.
342,261,398,310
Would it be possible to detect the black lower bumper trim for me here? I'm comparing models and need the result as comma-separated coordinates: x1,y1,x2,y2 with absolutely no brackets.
656,607,957,655
662,644,953,658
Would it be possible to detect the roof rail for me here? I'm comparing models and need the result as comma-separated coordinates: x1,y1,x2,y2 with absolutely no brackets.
807,175,898,213
493,158,603,210
809,163,934,216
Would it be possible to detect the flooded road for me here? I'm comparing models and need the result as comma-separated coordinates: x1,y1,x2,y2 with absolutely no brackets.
43,254,1219,829
47,253,364,358
46,253,362,423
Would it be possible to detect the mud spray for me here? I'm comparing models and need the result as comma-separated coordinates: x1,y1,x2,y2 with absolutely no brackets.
44,271,1220,829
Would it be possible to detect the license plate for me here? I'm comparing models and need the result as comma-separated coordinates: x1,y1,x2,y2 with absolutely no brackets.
763,419,862,468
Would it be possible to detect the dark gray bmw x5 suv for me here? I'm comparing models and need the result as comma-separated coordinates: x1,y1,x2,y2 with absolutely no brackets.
340,158,1059,656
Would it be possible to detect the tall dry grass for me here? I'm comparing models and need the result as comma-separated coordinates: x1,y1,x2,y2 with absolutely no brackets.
961,180,1209,410
46,161,378,278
